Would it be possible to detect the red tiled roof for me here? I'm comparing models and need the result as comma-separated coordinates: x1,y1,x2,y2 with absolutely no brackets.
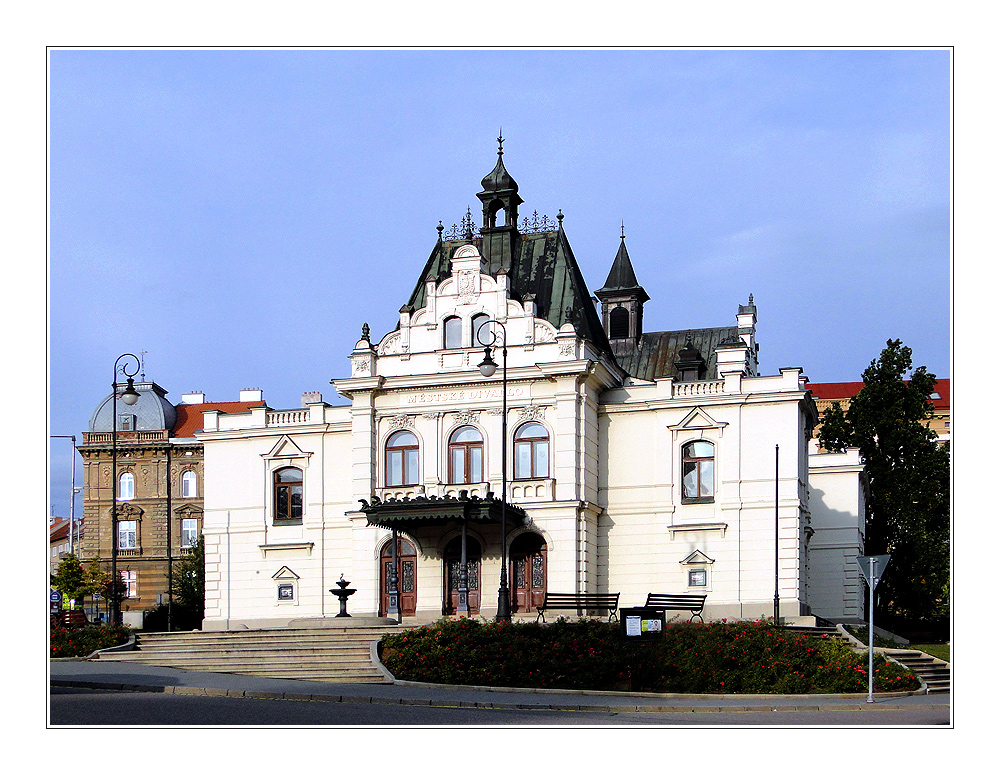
50,519,70,541
172,401,266,438
809,378,949,410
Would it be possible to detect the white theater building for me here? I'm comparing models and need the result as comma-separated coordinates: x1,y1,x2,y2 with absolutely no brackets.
198,148,866,630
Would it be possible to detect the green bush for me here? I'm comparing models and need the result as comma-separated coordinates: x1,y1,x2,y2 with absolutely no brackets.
50,621,131,658
380,617,920,694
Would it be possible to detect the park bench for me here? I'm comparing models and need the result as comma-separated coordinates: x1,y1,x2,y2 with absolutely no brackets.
536,592,620,623
643,593,707,622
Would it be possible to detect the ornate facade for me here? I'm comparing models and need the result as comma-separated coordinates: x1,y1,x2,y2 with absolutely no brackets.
78,385,264,625
196,148,868,630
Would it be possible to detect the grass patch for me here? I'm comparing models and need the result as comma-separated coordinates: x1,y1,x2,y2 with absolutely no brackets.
847,626,950,663
380,617,919,694
909,643,950,663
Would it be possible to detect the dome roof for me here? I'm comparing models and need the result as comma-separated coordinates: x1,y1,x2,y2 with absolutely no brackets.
88,381,177,433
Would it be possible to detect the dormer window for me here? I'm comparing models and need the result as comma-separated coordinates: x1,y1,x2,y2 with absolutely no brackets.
471,313,490,348
444,316,463,349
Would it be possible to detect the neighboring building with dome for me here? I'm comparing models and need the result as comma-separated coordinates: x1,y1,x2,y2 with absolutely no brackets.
78,381,265,625
191,145,869,630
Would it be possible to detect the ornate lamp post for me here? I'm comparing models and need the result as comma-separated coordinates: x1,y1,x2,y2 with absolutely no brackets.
477,320,511,622
110,354,141,625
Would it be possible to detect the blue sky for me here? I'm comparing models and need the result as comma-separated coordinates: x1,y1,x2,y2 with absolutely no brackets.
47,48,951,518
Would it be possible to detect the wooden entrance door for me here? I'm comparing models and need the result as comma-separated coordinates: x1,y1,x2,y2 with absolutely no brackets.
380,537,417,617
511,532,547,614
443,536,481,615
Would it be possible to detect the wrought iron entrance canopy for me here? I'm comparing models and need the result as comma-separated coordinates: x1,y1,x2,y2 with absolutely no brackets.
359,490,527,530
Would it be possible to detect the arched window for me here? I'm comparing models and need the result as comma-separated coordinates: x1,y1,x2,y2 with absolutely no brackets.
273,467,303,522
471,313,490,348
449,426,484,484
609,306,630,339
118,472,135,501
681,441,715,502
181,470,197,498
386,430,419,486
514,422,549,479
444,316,463,349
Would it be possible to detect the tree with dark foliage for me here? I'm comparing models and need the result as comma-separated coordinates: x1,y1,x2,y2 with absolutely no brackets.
817,339,950,624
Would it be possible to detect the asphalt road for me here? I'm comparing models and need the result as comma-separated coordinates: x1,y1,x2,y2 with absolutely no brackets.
49,685,951,727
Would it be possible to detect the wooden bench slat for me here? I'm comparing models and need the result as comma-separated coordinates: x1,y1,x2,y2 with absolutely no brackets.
536,592,620,623
643,593,707,621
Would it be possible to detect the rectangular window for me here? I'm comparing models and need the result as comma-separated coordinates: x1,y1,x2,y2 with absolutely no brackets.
277,584,294,601
470,446,483,483
451,448,466,484
688,569,707,587
181,471,197,498
117,521,137,550
121,570,137,598
181,519,198,548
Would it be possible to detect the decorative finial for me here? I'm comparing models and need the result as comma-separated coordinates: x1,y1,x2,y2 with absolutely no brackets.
557,209,564,226
497,128,504,157
621,221,626,240
749,293,754,304
139,349,148,381
437,220,444,239
362,323,370,342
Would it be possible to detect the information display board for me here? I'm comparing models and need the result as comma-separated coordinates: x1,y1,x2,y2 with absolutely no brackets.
619,607,667,640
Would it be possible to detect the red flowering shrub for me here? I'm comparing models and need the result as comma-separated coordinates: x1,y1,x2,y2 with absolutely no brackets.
379,617,920,694
50,621,131,658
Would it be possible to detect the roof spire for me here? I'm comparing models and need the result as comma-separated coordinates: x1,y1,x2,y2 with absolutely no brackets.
497,127,504,157
621,221,626,240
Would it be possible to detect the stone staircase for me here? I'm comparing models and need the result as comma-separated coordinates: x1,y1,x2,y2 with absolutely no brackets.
785,624,950,693
881,648,951,694
95,627,393,683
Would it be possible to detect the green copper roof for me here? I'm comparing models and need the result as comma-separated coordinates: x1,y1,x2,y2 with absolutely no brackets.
610,326,738,382
595,237,649,302
406,228,611,355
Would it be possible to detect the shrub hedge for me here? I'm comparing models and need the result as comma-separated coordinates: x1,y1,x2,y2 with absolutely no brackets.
379,617,920,694
50,621,131,658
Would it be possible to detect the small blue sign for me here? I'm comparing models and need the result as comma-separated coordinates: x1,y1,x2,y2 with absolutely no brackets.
50,591,60,603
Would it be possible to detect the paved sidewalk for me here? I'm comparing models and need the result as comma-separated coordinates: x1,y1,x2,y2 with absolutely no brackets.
50,660,950,715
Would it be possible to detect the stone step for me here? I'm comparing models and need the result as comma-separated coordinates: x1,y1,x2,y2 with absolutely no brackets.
95,626,392,683
123,641,373,654
105,650,376,665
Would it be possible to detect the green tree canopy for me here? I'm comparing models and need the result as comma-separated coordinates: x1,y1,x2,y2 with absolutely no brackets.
51,554,98,603
817,339,950,622
172,536,205,622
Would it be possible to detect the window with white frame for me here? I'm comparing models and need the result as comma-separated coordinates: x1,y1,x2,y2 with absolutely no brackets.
118,472,135,501
117,520,137,550
181,518,199,549
121,569,137,598
471,313,490,348
444,316,463,349
181,470,197,498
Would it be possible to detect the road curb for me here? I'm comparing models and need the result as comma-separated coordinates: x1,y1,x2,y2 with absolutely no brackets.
49,679,949,713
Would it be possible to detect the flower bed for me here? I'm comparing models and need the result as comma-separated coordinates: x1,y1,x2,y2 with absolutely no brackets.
50,621,131,658
379,617,920,694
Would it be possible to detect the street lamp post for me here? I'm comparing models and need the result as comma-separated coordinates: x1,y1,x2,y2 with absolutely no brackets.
110,354,141,626
477,320,511,622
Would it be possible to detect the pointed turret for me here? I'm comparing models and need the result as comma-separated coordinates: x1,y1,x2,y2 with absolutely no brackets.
476,131,523,274
595,226,649,343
